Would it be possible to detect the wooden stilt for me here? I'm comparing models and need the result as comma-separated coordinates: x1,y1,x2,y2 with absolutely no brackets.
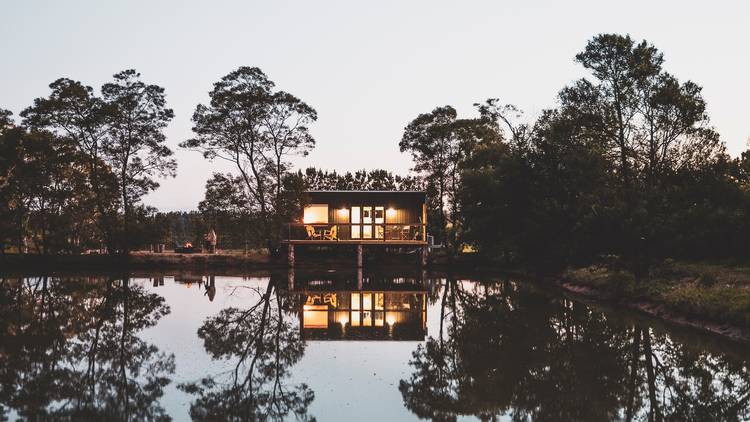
421,246,428,267
357,244,363,268
288,244,295,267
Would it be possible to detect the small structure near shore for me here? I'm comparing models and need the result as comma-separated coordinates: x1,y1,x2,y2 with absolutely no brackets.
285,190,428,267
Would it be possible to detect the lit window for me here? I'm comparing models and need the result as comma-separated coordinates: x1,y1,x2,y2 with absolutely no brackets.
374,311,384,326
362,293,372,310
303,204,328,224
303,305,328,328
351,293,360,310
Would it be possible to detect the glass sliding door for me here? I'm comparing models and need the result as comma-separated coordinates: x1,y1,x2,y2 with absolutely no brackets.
374,206,384,239
351,206,361,239
352,205,385,240
363,206,373,239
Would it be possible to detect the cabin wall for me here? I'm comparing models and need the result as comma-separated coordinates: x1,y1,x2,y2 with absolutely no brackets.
298,192,427,242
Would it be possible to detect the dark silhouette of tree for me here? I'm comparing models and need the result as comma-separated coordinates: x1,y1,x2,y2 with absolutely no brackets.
399,278,750,421
300,167,422,191
0,120,101,254
101,70,176,253
19,71,175,253
400,107,497,248
456,34,745,269
560,34,725,274
21,79,120,251
0,276,174,421
179,280,314,421
180,66,317,250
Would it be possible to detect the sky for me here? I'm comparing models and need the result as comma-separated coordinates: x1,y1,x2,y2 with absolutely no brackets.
2,0,749,211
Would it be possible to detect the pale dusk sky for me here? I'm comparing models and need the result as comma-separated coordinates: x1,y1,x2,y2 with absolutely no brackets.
2,0,748,210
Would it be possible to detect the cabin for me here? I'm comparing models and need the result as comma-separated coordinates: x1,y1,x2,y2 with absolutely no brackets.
285,190,428,266
286,268,428,340
300,290,427,340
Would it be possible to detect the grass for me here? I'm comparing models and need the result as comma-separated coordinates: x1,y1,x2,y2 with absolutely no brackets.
564,260,750,329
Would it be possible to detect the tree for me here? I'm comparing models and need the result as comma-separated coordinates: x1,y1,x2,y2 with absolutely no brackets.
101,70,176,252
0,276,175,420
561,34,725,272
0,120,99,254
179,279,314,421
461,106,614,268
400,106,492,248
21,79,120,251
181,67,317,250
300,167,423,191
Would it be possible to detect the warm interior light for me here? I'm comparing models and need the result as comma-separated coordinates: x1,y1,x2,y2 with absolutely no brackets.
303,305,328,328
338,315,349,326
386,314,397,326
386,208,397,218
303,204,328,224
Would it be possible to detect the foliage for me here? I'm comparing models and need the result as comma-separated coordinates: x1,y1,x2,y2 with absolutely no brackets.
0,276,175,420
400,106,498,248
178,281,314,421
300,167,422,191
399,278,750,421
0,118,103,253
438,34,750,271
180,67,316,250
101,69,176,252
18,70,175,253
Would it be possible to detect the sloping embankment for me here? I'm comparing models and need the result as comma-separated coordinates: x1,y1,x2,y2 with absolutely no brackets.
559,262,750,344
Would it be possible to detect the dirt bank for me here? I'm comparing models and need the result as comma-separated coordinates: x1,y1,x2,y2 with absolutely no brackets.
559,261,750,344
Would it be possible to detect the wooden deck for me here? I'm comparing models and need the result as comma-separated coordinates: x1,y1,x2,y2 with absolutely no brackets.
284,239,427,246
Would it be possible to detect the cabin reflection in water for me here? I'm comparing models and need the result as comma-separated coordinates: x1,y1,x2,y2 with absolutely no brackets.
289,270,427,341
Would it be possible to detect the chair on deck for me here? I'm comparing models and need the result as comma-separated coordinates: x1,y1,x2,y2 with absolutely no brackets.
323,225,338,240
305,225,321,240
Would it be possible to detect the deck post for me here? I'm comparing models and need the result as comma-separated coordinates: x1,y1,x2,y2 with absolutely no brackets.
421,245,428,267
288,244,295,267
357,267,363,290
287,268,295,290
357,244,363,268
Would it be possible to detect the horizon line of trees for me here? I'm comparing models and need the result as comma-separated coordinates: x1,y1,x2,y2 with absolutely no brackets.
3,32,750,271
401,33,750,273
1,70,175,254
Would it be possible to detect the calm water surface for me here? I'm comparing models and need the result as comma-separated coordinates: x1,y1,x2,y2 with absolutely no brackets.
2,269,750,421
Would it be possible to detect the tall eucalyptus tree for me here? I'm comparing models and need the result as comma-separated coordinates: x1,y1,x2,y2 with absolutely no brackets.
181,66,317,249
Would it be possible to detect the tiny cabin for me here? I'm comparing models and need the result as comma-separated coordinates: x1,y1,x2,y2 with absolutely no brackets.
300,290,427,340
286,267,428,340
285,190,428,266
288,191,427,243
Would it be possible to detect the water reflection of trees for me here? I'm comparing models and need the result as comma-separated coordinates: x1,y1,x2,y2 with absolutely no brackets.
0,275,174,421
179,279,314,421
400,279,750,422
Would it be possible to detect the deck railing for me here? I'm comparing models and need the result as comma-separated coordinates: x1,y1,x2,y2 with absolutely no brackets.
287,223,426,242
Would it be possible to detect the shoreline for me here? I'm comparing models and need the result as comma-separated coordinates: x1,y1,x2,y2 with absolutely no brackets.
0,250,493,275
558,262,750,345
559,281,750,345
4,253,750,346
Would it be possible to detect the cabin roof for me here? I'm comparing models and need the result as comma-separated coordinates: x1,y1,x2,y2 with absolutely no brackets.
304,190,426,205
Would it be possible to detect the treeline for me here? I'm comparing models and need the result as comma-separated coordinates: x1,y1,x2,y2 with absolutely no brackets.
0,71,175,254
4,33,750,268
402,34,750,271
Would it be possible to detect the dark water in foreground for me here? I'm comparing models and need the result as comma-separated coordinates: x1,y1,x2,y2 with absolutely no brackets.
1,270,750,421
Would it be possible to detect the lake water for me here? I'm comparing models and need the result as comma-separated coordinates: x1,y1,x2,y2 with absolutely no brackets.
2,269,749,421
